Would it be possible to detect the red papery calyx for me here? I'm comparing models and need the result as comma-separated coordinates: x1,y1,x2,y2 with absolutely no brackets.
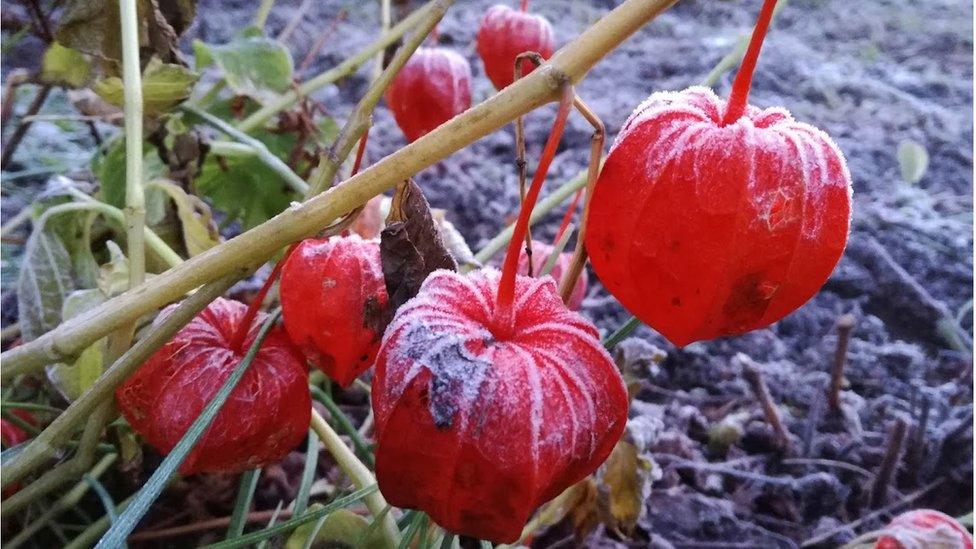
585,0,852,346
477,3,555,90
116,298,310,475
385,47,472,142
280,234,388,387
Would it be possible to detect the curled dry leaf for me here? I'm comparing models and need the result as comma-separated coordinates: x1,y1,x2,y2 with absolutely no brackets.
149,180,221,256
379,179,457,313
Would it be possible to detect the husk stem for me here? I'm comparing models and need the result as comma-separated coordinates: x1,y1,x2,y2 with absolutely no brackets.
496,85,575,329
721,0,778,125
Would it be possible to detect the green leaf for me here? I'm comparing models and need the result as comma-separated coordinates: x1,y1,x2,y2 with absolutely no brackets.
94,58,199,114
95,311,283,549
41,42,92,88
196,132,300,229
210,35,293,101
16,227,76,342
46,289,107,401
93,138,167,220
285,507,384,549
193,39,214,70
897,140,929,184
56,0,123,66
149,181,221,256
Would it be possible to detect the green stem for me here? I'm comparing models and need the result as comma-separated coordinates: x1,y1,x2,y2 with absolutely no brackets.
5,453,118,549
208,140,257,158
1,0,679,381
305,0,453,197
1,401,64,414
602,316,641,350
182,104,308,194
227,469,261,539
119,0,146,289
309,408,399,547
253,0,276,29
0,207,31,238
237,0,439,133
309,386,374,466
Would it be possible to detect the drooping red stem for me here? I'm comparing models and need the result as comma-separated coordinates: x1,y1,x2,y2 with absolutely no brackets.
228,245,296,353
553,188,583,245
496,86,574,327
520,0,529,11
351,127,370,177
721,0,778,126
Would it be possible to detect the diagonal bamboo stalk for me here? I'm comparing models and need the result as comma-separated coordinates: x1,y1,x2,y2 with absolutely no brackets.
1,0,680,381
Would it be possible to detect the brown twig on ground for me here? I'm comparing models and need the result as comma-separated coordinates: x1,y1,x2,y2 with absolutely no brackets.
736,353,792,451
128,509,297,541
869,415,908,508
1,84,52,170
903,394,930,483
297,9,349,74
828,314,856,409
1,69,30,131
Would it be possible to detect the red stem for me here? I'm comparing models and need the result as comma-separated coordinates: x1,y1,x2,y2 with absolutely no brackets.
520,0,529,11
351,127,370,177
721,0,778,126
228,245,295,353
553,188,583,245
496,86,574,327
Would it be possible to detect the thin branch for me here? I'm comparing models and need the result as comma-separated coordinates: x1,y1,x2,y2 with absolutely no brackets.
182,104,308,194
309,408,399,547
237,0,440,132
1,0,681,382
1,84,51,170
828,314,856,409
305,0,453,197
128,509,295,542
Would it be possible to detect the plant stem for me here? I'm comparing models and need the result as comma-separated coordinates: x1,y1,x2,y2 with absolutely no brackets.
5,453,117,549
305,0,453,197
828,314,855,410
182,104,308,194
238,0,438,133
1,0,680,380
119,0,146,290
721,0,778,125
700,0,788,88
497,86,574,324
0,207,31,238
472,167,589,267
208,140,256,158
309,408,399,547
602,316,641,350
1,274,241,486
310,386,374,466
253,0,275,29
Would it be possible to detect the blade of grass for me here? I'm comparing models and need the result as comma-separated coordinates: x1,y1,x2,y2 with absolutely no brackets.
353,505,391,548
539,225,574,277
83,473,122,547
254,500,284,549
226,469,261,539
94,310,282,549
309,386,373,466
199,485,378,549
292,430,319,517
397,512,426,549
602,316,641,350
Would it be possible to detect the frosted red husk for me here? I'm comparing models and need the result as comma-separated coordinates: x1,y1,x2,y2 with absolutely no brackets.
585,85,852,346
1,411,34,496
477,4,555,90
372,268,628,543
280,234,388,387
116,298,310,475
516,240,588,310
875,510,973,549
385,47,472,142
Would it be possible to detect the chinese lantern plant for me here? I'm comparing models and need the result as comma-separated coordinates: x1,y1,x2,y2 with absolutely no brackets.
372,87,628,543
841,509,974,549
385,43,472,142
280,234,389,387
116,295,311,474
477,0,555,89
585,0,853,346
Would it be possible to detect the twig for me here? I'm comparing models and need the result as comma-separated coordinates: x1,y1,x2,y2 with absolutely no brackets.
1,84,52,170
128,509,296,542
869,415,908,508
1,69,29,131
0,207,31,238
182,104,309,194
736,353,792,451
903,394,930,483
309,408,399,547
305,0,453,197
238,0,440,132
253,0,275,30
276,0,312,42
780,458,873,479
296,9,348,74
2,0,681,381
828,314,856,409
